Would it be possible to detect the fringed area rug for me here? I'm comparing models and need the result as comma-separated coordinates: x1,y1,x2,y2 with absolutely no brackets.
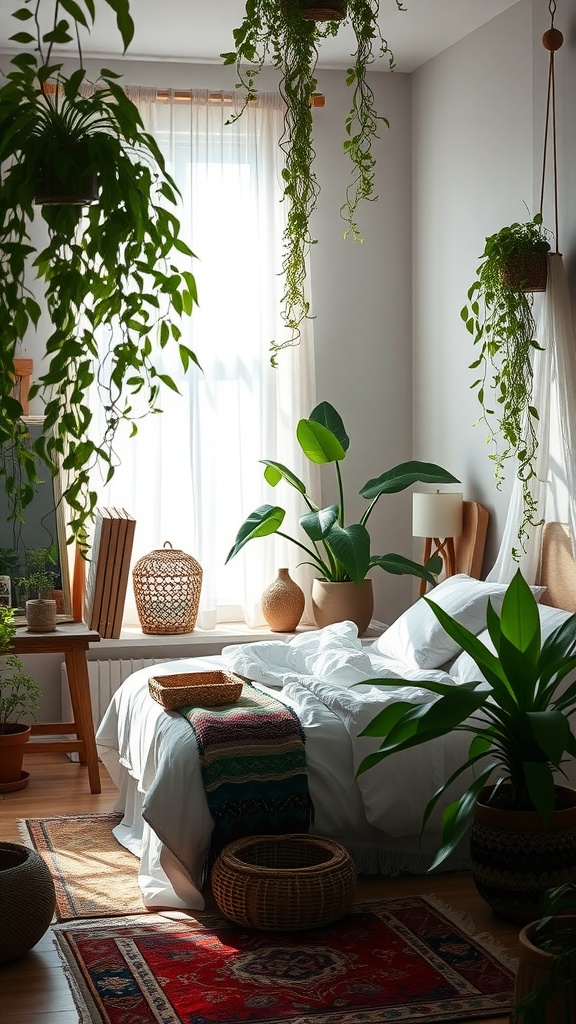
53,897,516,1024
23,813,145,920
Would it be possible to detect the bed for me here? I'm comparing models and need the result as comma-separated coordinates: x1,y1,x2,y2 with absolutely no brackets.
96,530,576,912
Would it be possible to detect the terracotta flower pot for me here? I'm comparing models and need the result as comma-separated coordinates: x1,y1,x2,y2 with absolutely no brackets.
514,916,576,1023
311,578,373,636
0,724,31,792
470,785,576,923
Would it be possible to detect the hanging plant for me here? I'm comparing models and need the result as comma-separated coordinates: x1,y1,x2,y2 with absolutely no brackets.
461,214,551,554
0,0,199,546
222,0,406,364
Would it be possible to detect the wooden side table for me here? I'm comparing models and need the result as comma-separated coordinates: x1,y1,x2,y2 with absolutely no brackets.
12,623,101,794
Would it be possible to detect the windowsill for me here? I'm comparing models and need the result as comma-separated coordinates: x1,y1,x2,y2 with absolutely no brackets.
92,619,385,655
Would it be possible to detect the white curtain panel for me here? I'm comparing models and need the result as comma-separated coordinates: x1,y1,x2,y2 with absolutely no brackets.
89,88,318,628
488,253,576,583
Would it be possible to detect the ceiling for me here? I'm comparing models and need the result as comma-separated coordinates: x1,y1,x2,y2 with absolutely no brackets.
0,0,521,73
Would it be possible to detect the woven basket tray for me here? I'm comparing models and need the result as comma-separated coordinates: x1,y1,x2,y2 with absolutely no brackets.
148,670,243,710
211,834,356,931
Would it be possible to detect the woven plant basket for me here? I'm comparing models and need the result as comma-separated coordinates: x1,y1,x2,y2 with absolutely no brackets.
501,252,548,292
132,541,202,634
300,2,347,19
211,834,356,931
0,843,56,964
148,670,243,710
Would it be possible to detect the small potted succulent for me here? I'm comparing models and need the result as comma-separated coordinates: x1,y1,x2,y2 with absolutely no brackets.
226,401,459,633
461,214,552,552
0,606,42,792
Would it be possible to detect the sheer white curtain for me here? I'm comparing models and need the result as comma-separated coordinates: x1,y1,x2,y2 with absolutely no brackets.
90,88,318,627
487,253,576,583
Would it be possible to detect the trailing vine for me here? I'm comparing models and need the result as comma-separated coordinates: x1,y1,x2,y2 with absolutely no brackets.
0,0,198,547
222,0,406,364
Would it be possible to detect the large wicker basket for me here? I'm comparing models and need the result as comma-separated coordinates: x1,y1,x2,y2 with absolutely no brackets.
211,834,356,931
148,670,243,710
0,843,56,964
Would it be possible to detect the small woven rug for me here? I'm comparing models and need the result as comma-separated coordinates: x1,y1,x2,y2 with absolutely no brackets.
22,813,145,921
53,896,516,1024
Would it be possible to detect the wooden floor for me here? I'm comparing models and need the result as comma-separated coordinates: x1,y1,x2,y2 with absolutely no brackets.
0,753,521,1024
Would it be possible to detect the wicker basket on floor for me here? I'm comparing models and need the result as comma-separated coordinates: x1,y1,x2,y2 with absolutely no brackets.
148,670,243,710
211,834,356,931
0,843,56,964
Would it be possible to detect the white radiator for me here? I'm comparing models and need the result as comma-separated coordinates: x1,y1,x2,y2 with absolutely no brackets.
61,657,184,732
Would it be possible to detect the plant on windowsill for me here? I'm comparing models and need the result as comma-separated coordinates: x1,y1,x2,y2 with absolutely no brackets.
0,605,42,792
512,882,576,1024
0,0,199,549
461,214,552,555
222,0,406,364
354,570,576,921
18,547,58,632
226,400,459,634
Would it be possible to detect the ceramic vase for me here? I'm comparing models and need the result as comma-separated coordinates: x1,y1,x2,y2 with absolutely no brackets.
261,569,305,632
311,578,374,636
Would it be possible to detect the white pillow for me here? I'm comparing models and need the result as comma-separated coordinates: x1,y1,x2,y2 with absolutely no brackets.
452,603,573,684
372,574,546,670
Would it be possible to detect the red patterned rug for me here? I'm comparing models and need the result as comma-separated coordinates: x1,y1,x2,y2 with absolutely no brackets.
53,897,515,1023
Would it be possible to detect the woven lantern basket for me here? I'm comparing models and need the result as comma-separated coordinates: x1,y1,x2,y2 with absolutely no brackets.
132,541,203,635
211,834,356,931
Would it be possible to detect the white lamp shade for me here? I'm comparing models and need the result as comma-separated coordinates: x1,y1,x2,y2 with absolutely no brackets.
412,492,463,539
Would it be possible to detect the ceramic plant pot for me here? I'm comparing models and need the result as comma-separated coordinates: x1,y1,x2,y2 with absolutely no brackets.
514,917,576,1024
470,785,576,923
261,569,305,632
25,599,57,633
311,578,373,636
0,724,31,792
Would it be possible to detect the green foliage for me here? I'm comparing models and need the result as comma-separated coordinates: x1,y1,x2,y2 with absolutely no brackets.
461,215,552,553
355,570,576,868
0,0,199,547
226,400,458,584
18,546,58,598
223,0,406,363
511,883,576,1023
0,605,42,732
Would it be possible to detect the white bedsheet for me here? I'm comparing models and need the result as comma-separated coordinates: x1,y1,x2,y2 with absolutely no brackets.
96,624,474,911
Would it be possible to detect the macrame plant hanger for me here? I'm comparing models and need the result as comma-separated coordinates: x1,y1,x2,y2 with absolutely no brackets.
539,0,563,252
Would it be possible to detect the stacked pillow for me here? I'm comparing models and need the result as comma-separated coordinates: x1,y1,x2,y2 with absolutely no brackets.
372,574,545,670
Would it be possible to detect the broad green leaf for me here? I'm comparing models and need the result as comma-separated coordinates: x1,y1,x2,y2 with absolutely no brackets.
527,709,571,766
225,504,285,563
522,760,557,822
500,570,540,653
261,460,307,494
370,552,440,584
429,766,496,869
300,505,338,541
308,402,349,452
360,462,459,499
296,418,346,464
324,523,370,583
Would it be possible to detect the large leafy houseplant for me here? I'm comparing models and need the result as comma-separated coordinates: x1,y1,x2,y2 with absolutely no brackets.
355,569,576,867
461,215,551,554
222,0,405,363
226,401,459,587
0,0,199,546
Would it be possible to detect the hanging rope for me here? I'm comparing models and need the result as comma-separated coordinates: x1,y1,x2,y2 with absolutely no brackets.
539,0,563,252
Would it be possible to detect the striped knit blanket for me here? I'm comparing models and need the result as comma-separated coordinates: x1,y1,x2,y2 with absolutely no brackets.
179,683,314,865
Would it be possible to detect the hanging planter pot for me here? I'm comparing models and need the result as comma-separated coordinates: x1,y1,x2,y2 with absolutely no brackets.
300,1,347,20
35,141,99,206
501,251,549,292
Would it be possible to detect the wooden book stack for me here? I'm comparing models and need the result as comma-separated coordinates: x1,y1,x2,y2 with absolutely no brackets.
83,508,136,638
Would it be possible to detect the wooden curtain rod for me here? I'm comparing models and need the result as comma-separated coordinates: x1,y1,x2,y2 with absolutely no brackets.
41,82,325,107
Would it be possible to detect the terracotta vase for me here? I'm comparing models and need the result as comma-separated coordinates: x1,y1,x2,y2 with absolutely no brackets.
261,569,305,632
514,917,576,1024
470,785,576,923
25,599,57,633
311,578,373,636
0,724,31,792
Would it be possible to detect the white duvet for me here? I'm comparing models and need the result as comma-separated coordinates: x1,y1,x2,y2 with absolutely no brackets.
96,621,474,911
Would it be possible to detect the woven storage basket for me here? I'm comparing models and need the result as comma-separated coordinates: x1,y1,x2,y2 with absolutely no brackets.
132,541,203,635
148,670,243,710
501,252,548,292
0,842,56,964
211,834,356,930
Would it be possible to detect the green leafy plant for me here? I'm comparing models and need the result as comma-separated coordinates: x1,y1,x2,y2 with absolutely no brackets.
0,0,199,547
512,883,576,1024
18,547,57,600
0,548,20,579
226,400,459,585
222,0,406,363
355,570,576,868
461,215,552,553
0,605,42,733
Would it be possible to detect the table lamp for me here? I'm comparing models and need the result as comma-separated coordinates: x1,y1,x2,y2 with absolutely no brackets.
413,491,464,596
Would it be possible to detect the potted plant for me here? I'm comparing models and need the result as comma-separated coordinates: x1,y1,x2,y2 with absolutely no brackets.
461,214,552,554
18,547,58,632
513,883,576,1024
226,401,459,633
355,569,576,919
0,0,199,548
222,0,405,363
0,606,42,792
